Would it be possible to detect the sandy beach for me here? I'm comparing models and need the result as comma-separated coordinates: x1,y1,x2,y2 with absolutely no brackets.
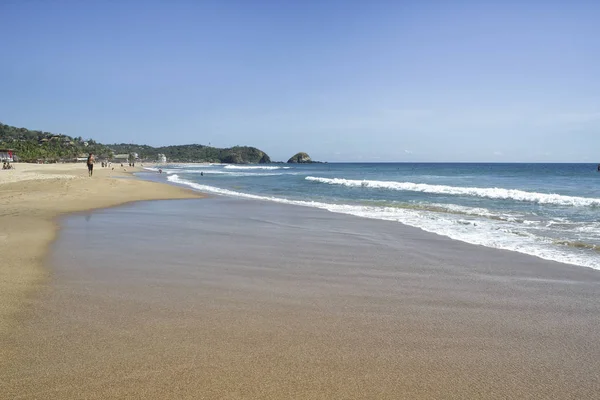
4,0,600,397
0,163,202,345
2,193,599,399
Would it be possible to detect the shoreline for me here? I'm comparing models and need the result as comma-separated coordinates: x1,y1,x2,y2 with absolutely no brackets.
0,163,203,346
4,197,599,398
162,167,600,271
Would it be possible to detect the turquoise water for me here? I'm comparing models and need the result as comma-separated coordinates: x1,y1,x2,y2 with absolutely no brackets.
147,163,600,269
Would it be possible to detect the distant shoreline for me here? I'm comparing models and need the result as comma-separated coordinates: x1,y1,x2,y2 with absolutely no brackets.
7,160,599,167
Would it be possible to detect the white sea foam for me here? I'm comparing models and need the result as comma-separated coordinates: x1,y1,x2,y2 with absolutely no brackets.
573,223,600,234
167,174,600,270
149,168,284,177
306,177,600,208
429,203,511,218
427,203,545,225
223,165,290,170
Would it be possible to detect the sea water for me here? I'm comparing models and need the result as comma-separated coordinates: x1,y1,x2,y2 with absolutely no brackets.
145,163,600,270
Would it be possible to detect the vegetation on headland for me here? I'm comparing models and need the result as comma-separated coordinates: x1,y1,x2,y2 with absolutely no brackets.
0,123,113,162
109,143,271,164
287,152,314,163
0,122,271,163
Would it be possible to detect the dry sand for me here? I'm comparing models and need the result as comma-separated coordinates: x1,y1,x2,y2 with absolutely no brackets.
0,163,202,342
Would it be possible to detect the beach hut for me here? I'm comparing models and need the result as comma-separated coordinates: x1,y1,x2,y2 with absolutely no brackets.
0,149,15,162
112,154,130,164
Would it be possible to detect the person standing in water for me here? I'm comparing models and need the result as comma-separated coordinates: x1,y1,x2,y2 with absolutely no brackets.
87,153,95,177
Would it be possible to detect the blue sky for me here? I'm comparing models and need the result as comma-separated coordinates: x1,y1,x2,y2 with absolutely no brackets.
1,1,599,162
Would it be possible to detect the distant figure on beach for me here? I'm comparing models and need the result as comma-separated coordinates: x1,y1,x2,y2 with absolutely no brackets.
87,153,95,177
597,164,600,172
159,169,163,174
200,172,204,176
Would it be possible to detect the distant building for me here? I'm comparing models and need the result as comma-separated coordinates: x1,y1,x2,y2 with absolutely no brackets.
110,153,140,164
157,154,167,163
0,149,15,162
113,154,130,163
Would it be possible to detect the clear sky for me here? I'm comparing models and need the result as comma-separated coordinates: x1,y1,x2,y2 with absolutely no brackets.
1,1,599,162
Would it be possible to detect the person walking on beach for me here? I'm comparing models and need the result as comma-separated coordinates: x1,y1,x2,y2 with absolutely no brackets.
87,153,95,177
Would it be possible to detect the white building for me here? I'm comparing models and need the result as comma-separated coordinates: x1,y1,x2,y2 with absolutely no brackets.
112,154,130,163
0,149,14,162
157,154,167,163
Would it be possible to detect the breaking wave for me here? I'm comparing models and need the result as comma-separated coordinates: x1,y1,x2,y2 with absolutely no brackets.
224,165,290,170
167,174,600,270
145,168,285,177
306,177,600,208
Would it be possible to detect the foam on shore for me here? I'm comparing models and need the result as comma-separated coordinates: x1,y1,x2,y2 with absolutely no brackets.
168,174,600,269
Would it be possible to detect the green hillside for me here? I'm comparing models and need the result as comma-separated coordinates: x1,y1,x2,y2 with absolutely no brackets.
109,143,271,164
0,123,113,162
0,122,271,163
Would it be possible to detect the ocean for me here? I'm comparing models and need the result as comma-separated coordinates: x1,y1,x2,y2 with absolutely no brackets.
144,163,600,270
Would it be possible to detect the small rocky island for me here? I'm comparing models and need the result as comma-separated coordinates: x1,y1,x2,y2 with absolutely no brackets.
287,152,314,163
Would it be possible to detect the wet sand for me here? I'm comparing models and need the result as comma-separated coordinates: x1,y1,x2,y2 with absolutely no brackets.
0,163,202,355
3,198,599,399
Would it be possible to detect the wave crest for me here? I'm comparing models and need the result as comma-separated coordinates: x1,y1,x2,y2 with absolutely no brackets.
166,174,600,270
306,177,600,208
223,165,289,170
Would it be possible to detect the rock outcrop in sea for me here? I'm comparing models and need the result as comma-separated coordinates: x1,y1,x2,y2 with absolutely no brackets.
287,152,313,163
